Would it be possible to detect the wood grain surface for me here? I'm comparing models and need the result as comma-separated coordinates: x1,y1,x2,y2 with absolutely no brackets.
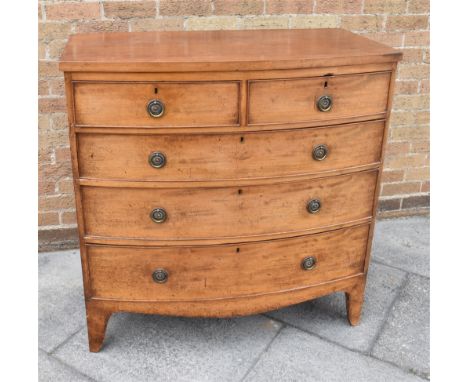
77,120,384,182
249,72,390,125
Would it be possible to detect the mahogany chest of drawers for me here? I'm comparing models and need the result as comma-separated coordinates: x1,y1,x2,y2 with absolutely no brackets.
59,28,401,352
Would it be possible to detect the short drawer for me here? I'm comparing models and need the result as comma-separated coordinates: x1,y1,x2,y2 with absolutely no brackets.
77,120,384,181
81,171,377,241
87,224,369,300
73,81,240,127
248,72,391,125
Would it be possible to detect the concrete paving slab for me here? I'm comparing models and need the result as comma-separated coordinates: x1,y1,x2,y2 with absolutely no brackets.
266,262,406,352
39,350,93,382
372,274,430,379
244,327,425,382
54,313,282,382
39,250,86,352
372,216,430,277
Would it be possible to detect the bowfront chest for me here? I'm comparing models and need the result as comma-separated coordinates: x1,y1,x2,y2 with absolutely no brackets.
59,28,401,352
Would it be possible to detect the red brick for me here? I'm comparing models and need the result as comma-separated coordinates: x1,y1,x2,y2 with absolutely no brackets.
419,79,430,94
402,194,430,209
398,64,429,80
103,1,156,19
39,227,79,252
405,167,430,181
48,78,65,96
57,179,75,194
39,23,72,42
39,212,60,226
315,0,363,14
363,32,404,48
381,170,405,183
55,147,71,162
46,2,100,21
386,15,428,31
391,126,429,141
215,0,263,15
266,0,312,14
378,198,401,212
39,80,49,96
404,31,429,46
364,0,407,14
394,80,419,95
61,211,77,225
385,142,410,156
160,0,212,16
381,182,421,196
411,141,430,153
39,194,76,212
39,61,61,78
341,15,384,32
408,0,430,14
420,181,430,192
385,154,428,169
75,20,129,33
399,48,425,63
39,97,66,113
50,113,69,130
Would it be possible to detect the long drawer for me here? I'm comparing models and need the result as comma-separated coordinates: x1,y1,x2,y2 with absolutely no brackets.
73,81,240,127
248,72,391,125
77,121,384,182
88,225,369,300
81,171,377,241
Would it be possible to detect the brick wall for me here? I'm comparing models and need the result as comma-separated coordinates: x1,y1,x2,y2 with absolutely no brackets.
38,0,430,251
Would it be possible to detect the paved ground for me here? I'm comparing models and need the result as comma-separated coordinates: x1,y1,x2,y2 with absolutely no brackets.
39,216,429,382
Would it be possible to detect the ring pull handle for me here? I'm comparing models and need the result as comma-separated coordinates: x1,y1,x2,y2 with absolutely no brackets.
150,208,167,223
152,269,168,283
312,144,328,161
147,99,165,118
149,152,166,168
302,256,317,271
307,199,321,214
317,95,332,112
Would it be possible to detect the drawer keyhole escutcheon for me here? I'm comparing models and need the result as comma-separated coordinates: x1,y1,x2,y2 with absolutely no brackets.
149,152,166,168
307,199,321,214
302,256,317,271
152,269,169,283
316,95,332,112
312,144,328,161
150,208,167,223
147,99,165,118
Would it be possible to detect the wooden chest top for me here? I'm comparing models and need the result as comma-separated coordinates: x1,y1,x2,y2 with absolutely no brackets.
59,28,401,72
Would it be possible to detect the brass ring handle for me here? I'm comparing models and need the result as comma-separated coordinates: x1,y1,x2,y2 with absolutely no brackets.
150,208,167,223
312,144,328,161
147,99,165,118
302,256,317,271
307,199,321,214
152,269,168,283
317,95,332,112
149,152,166,168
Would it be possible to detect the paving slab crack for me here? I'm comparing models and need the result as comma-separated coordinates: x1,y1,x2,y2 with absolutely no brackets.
48,324,86,355
39,348,97,382
264,313,426,380
368,272,410,354
371,258,430,279
239,323,285,382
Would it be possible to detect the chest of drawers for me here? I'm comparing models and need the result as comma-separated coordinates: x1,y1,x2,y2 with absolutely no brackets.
59,28,401,352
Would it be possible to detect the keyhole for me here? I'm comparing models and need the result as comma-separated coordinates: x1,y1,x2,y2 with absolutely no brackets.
240,136,244,143
154,88,158,94
236,248,240,253
324,81,328,88
238,189,243,195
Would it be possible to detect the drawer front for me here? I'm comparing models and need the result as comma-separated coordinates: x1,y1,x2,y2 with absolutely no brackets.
88,225,369,300
249,72,391,125
73,81,240,127
81,171,377,241
77,121,384,181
